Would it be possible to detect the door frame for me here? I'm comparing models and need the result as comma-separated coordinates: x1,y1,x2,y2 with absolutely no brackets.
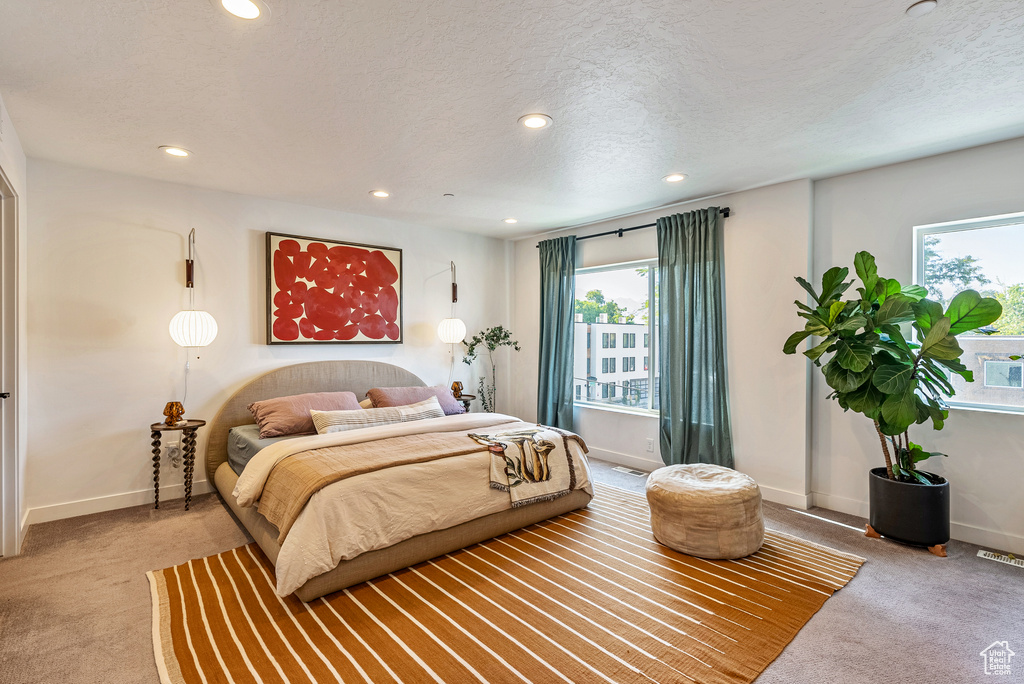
0,164,20,557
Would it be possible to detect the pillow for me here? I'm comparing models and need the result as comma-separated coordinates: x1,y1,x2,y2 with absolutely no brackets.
359,398,373,409
247,391,361,438
366,385,466,415
311,396,445,434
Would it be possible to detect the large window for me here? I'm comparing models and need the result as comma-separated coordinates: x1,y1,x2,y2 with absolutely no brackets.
915,211,1024,411
574,260,658,411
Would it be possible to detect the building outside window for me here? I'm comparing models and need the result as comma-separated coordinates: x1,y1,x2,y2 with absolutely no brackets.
573,260,659,411
915,211,1024,411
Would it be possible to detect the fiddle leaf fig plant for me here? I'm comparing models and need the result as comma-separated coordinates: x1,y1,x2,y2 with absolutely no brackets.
784,251,1002,484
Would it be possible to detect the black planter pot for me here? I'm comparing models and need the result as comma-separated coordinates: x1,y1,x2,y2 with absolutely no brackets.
868,467,950,547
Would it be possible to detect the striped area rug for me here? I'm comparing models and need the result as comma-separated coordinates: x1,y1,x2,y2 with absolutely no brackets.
148,483,864,684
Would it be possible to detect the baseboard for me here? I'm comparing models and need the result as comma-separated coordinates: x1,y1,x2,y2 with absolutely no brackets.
810,491,870,518
586,447,663,473
25,480,215,526
759,486,811,510
810,491,1024,555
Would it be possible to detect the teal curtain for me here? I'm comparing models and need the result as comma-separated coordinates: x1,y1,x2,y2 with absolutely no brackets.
656,208,734,467
537,236,576,429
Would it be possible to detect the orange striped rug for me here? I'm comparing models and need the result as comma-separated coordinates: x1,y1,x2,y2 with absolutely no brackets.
148,483,864,683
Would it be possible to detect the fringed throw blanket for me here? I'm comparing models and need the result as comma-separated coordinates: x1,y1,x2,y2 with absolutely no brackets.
471,425,588,507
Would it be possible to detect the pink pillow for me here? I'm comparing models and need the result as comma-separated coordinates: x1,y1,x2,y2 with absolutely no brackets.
247,391,361,438
366,385,466,416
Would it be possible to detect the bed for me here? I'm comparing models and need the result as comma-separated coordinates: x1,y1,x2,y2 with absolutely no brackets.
206,360,594,602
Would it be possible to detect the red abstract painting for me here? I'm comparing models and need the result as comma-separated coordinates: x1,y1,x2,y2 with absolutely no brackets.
266,232,403,344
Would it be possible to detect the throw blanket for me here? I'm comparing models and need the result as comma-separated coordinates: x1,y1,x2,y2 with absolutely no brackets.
259,431,491,542
470,425,588,508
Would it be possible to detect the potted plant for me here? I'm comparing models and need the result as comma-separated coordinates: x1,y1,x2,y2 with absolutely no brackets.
463,325,521,412
783,251,1002,556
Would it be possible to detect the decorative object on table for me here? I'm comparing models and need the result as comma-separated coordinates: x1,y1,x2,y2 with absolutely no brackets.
162,401,185,426
450,380,464,399
150,419,206,510
456,393,475,413
266,232,402,344
169,228,218,416
462,325,521,412
437,261,467,383
784,250,1002,556
646,464,764,559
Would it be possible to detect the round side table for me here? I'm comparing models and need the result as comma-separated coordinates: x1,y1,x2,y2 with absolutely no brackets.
150,419,206,510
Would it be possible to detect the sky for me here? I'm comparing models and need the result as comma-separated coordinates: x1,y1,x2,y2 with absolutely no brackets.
576,268,649,315
928,222,1024,294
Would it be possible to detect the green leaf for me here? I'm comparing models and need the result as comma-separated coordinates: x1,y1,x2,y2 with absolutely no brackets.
854,251,878,296
843,381,885,419
944,290,1003,335
828,300,846,324
794,300,815,314
875,296,915,326
820,267,851,302
912,299,944,336
872,363,914,394
922,333,963,361
920,316,952,354
824,360,872,392
804,338,832,361
876,278,902,304
794,277,821,305
881,381,919,433
783,330,812,355
835,314,869,332
901,284,928,301
835,339,873,372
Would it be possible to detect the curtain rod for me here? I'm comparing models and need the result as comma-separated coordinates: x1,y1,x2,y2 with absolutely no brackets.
535,207,730,248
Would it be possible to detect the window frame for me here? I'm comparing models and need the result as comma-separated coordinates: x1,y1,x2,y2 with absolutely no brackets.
573,258,658,415
913,211,1024,414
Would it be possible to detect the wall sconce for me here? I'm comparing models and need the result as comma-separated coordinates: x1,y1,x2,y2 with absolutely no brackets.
168,229,218,419
437,261,466,383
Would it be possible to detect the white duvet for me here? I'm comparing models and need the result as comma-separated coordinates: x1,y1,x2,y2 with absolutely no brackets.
233,413,593,596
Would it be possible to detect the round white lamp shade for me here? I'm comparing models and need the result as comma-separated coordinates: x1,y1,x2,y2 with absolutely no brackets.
437,317,467,344
169,310,219,347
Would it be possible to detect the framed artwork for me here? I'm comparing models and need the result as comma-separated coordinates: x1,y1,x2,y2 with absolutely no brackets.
266,232,403,344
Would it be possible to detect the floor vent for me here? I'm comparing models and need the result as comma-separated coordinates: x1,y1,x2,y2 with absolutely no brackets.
978,550,1024,568
612,466,649,477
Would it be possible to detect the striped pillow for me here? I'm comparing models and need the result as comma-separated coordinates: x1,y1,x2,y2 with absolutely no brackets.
311,396,445,434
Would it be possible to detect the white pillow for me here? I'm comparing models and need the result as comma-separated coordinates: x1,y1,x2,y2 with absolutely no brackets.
311,396,445,434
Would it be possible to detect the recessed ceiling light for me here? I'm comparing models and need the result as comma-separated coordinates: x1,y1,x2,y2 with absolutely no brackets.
906,0,937,17
518,114,552,129
662,173,687,183
221,0,262,19
159,146,191,158
504,218,518,224
370,190,390,198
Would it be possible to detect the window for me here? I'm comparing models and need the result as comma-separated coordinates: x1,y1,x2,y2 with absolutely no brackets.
575,385,582,400
985,361,1023,388
915,211,1024,411
644,356,649,371
573,260,659,411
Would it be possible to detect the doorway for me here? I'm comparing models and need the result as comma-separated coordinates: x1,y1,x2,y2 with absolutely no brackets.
0,165,19,557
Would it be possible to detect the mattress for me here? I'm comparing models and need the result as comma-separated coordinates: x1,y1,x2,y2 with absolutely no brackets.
226,424,296,475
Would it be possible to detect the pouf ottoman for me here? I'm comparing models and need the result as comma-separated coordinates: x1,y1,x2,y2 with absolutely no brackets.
646,464,764,559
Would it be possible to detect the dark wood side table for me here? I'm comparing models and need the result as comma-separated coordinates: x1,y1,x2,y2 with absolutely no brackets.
150,420,206,510
457,394,476,413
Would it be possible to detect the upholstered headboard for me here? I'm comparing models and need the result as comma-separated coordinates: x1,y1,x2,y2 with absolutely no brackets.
205,360,426,481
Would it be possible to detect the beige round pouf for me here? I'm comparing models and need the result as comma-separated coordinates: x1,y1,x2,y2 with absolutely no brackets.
646,464,764,559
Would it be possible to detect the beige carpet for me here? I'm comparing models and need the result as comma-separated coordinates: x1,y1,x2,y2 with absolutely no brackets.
148,484,863,684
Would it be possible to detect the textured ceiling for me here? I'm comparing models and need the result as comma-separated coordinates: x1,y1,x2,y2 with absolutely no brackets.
1,0,1023,237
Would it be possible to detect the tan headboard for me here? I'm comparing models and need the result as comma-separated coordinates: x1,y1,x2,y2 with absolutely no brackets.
205,360,426,481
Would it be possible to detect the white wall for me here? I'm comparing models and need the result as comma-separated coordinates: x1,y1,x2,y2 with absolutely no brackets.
25,160,510,522
812,136,1024,554
511,180,813,508
0,91,28,554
